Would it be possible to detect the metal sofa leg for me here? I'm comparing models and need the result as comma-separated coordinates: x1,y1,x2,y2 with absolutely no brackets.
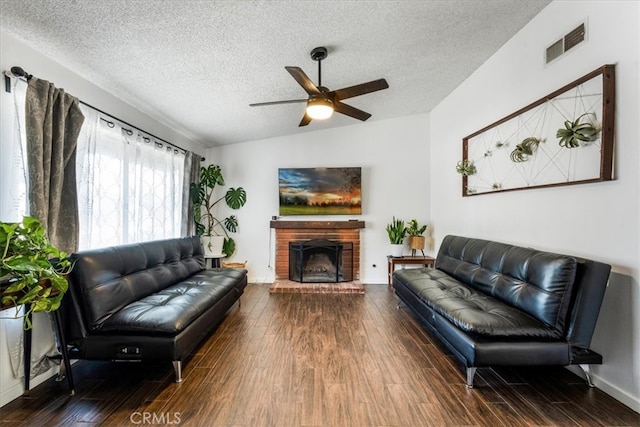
578,364,595,387
172,360,183,383
466,367,477,388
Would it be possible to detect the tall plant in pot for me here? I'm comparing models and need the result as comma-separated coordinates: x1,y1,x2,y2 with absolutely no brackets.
385,216,406,257
190,164,247,258
0,216,73,329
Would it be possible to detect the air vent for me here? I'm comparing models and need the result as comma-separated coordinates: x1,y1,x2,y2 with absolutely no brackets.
546,39,564,63
564,23,586,51
546,22,587,64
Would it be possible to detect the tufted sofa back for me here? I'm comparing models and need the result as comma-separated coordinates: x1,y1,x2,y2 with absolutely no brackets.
436,235,578,335
66,236,205,331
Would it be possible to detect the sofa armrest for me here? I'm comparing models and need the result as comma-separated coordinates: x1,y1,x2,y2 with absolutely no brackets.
565,258,611,348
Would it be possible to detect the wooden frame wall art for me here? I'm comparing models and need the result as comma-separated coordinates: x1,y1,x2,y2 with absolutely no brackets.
460,64,615,196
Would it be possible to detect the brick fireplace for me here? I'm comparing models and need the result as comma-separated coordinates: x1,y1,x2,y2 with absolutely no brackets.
270,220,365,281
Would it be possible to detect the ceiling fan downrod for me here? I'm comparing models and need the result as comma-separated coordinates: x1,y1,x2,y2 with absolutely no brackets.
310,46,328,89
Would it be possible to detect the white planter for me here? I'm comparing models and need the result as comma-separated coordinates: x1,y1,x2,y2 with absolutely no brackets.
390,243,404,257
201,236,224,257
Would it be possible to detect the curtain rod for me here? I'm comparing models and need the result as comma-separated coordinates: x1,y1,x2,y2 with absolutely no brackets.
5,66,205,161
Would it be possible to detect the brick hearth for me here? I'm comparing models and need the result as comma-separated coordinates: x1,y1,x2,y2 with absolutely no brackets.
270,220,365,281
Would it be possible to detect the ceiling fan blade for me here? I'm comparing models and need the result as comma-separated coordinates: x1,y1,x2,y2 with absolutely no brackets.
249,99,307,107
285,66,321,96
299,112,312,127
331,79,389,101
334,101,372,121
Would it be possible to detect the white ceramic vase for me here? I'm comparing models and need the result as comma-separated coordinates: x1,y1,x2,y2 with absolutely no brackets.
390,243,404,257
201,236,225,257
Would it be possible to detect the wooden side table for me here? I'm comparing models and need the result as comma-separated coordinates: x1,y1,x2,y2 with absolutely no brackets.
387,255,435,286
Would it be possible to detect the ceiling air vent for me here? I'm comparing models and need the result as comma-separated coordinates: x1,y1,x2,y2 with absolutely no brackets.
546,22,586,64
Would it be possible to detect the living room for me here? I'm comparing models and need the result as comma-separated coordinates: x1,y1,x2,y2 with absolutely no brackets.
0,0,638,423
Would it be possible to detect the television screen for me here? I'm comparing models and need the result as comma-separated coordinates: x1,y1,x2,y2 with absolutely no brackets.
278,167,362,215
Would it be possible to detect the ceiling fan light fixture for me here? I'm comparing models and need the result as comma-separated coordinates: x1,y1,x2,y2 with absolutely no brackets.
306,98,333,120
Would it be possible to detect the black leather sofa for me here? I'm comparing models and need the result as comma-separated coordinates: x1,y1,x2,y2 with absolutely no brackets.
392,235,611,388
61,236,247,382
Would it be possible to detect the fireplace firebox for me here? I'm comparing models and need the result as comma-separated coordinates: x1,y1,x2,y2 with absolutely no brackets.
289,239,353,283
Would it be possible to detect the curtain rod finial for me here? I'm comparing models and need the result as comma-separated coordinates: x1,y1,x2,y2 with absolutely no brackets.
10,66,32,80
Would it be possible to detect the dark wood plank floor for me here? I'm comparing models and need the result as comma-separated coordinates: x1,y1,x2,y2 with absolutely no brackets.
1,284,638,426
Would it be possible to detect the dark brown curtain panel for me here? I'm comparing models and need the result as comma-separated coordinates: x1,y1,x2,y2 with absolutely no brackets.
25,78,85,254
181,151,201,237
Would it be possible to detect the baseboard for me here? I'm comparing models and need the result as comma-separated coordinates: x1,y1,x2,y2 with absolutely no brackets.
0,367,56,407
593,373,640,413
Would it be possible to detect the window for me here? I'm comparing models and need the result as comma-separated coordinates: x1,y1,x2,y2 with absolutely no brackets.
76,106,185,250
0,78,28,222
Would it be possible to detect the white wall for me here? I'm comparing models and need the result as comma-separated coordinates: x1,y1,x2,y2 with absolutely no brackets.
0,31,207,407
0,31,205,157
430,1,639,411
207,113,431,284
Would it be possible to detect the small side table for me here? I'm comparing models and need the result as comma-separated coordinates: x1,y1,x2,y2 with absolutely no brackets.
387,255,435,286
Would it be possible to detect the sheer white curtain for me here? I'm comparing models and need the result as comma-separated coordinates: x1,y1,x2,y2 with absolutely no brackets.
0,78,28,221
1,78,58,384
76,107,185,250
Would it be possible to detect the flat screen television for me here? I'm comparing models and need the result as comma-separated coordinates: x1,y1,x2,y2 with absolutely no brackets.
278,167,362,215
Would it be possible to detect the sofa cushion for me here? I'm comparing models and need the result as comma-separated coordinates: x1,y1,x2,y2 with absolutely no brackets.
394,268,561,339
436,235,577,334
69,237,205,330
97,268,247,335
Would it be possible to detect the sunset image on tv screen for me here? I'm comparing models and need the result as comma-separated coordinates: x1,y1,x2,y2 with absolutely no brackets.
278,167,362,215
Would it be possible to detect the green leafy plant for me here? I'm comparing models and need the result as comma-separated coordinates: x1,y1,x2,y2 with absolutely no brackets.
406,219,428,252
510,137,541,162
405,219,427,236
385,217,407,244
190,164,247,257
0,216,73,329
557,113,600,148
455,159,476,176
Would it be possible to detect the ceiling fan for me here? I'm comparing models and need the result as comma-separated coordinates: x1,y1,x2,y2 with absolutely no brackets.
249,47,389,127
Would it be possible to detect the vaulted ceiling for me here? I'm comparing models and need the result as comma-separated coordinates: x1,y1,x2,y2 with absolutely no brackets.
1,1,551,147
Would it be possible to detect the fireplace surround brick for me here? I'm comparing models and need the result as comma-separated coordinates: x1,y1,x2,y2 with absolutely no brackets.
270,221,365,281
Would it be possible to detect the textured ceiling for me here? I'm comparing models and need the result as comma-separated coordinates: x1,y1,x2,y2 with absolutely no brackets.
1,0,551,147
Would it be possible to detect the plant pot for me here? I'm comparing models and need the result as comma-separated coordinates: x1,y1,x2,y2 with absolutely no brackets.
390,243,404,257
409,236,426,251
201,236,225,257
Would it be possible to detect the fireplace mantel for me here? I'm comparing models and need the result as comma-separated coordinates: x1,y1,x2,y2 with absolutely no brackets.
270,220,365,229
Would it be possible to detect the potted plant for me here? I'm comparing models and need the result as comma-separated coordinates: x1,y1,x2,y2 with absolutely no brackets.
190,164,247,258
386,216,406,257
405,219,428,255
0,216,73,329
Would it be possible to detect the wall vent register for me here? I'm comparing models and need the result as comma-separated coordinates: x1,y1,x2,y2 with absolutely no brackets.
546,22,586,64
